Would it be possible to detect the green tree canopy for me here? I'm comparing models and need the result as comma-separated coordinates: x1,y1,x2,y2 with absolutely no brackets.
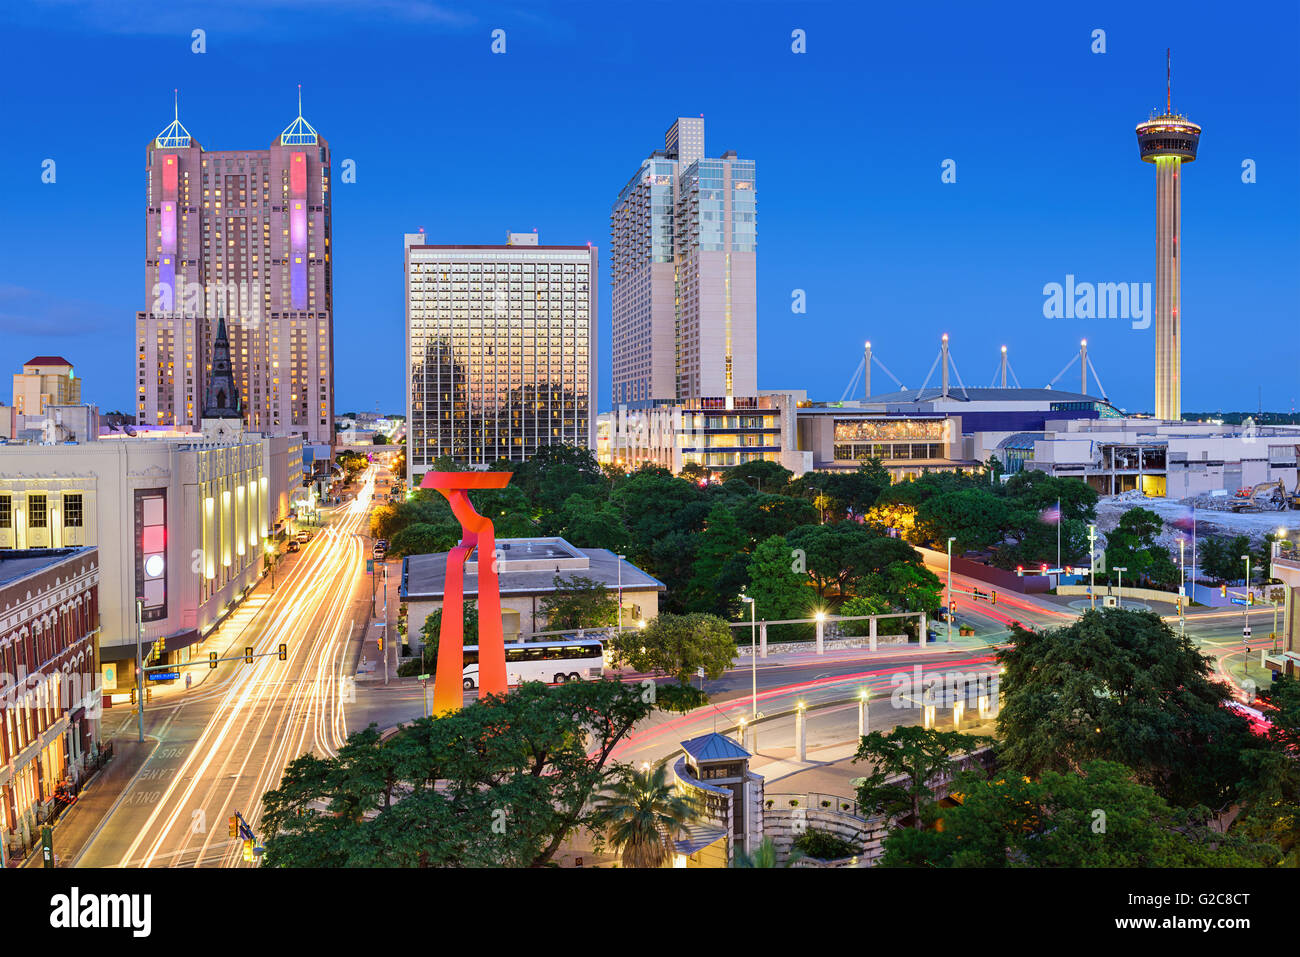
388,522,459,559
744,535,814,639
540,575,619,631
996,608,1265,810
881,760,1277,868
853,724,990,828
914,487,1016,552
1102,507,1179,588
685,505,751,617
607,612,736,686
721,460,793,494
261,680,659,868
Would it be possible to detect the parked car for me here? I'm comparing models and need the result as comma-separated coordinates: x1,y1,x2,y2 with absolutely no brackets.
295,530,312,544
286,540,300,553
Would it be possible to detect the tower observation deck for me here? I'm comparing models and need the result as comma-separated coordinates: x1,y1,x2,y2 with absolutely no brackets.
1136,49,1199,423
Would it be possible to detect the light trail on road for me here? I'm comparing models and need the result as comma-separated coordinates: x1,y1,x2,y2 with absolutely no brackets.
83,468,380,868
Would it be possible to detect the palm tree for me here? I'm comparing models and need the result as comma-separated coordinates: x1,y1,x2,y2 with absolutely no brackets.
731,836,802,868
593,764,701,868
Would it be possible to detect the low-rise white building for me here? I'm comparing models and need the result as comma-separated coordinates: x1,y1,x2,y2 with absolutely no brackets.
996,418,1300,498
0,434,275,689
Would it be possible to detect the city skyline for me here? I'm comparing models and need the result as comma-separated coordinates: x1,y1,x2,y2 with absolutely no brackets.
2,1,1300,891
1,3,1296,420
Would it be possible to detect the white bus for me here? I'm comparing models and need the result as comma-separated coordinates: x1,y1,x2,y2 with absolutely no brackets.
461,639,605,690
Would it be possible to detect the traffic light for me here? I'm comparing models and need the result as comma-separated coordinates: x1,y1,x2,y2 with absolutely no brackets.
244,647,254,664
229,816,238,838
990,590,997,606
145,687,152,703
1221,584,1228,598
278,643,287,661
1016,565,1024,576
129,687,136,705
209,651,218,669
377,636,384,652
242,839,254,862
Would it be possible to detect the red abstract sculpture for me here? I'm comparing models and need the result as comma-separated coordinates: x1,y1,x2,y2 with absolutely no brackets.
420,471,513,714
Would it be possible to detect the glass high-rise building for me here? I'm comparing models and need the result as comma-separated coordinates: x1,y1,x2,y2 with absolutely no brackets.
135,93,334,448
610,117,756,406
404,233,598,473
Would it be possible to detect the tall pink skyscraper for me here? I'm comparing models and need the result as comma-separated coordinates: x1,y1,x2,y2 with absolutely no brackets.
136,91,334,449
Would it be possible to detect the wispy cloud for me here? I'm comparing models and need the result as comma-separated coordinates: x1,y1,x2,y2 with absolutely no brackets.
5,0,481,36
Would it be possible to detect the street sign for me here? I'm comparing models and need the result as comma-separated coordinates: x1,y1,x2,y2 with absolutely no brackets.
1231,597,1249,606
41,826,54,868
147,671,180,681
1243,626,1252,639
417,673,431,681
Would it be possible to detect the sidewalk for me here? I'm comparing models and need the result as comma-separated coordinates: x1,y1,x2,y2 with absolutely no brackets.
17,737,156,868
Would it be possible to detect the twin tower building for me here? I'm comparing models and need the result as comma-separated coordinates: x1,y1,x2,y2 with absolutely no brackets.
136,92,334,459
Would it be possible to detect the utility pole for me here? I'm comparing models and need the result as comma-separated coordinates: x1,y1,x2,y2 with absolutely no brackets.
1242,553,1252,647
616,554,625,636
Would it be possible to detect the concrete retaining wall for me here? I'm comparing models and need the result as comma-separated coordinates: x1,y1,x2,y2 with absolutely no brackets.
764,803,887,866
737,635,907,657
1056,584,1179,605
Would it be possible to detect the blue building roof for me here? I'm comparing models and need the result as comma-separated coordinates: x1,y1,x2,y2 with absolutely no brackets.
681,732,750,762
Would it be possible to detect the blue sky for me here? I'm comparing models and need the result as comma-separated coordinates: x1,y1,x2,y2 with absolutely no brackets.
1,0,1296,417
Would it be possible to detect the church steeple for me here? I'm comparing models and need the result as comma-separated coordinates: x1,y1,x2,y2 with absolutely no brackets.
203,316,242,420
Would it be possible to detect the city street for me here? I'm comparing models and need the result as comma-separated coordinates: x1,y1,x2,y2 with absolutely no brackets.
70,467,384,867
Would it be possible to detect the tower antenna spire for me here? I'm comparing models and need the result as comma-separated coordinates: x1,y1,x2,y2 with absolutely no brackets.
1170,48,1180,114
174,87,179,122
298,82,302,117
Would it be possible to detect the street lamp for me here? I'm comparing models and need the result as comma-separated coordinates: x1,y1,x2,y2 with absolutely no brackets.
807,486,824,524
740,594,757,721
1178,538,1185,636
946,536,956,643
1113,567,1127,609
1087,523,1097,610
264,542,276,591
